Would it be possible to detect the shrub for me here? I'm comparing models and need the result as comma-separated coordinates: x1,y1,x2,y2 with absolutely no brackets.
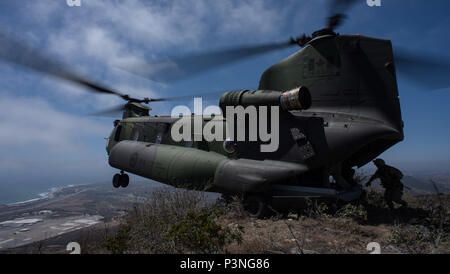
389,226,426,245
304,198,331,218
336,204,368,223
168,209,242,254
366,190,385,208
103,187,242,254
389,225,430,253
222,196,248,219
103,224,131,254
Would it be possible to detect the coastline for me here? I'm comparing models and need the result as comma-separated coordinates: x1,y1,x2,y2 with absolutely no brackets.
4,184,89,206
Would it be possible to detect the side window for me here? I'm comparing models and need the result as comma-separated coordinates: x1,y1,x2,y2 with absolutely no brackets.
114,125,122,142
131,126,140,141
155,133,163,144
155,123,169,144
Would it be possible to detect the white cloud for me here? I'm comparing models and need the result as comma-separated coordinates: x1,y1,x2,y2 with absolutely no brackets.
0,93,116,189
48,26,144,68
0,95,111,151
21,0,61,25
0,1,316,192
212,1,284,36
44,1,291,61
9,1,302,110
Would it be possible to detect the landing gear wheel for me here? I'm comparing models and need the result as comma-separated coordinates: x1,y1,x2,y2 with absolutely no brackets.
119,173,129,188
112,174,121,188
243,195,267,219
219,194,233,205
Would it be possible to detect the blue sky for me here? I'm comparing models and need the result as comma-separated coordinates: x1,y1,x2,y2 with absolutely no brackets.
0,0,449,203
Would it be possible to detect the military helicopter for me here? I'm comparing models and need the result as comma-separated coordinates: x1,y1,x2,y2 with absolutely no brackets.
1,0,450,218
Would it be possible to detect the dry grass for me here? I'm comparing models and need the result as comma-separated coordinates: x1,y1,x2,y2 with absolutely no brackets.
34,189,450,254
218,192,450,254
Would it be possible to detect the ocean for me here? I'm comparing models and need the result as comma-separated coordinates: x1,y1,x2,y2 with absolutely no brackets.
0,184,76,205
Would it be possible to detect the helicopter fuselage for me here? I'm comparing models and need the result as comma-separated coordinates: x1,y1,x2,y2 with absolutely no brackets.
106,34,403,201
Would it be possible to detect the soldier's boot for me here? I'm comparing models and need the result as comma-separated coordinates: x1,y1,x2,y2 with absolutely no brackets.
387,200,395,210
399,200,408,208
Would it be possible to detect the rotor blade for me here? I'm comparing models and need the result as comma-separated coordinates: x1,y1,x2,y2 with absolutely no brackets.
327,0,360,29
92,90,226,116
91,104,127,117
150,90,225,102
0,30,125,98
394,47,450,90
120,40,295,83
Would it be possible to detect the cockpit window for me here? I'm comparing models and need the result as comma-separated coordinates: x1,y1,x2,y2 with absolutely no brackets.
114,125,122,142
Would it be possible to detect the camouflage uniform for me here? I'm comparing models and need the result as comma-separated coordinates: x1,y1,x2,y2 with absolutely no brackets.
366,159,408,209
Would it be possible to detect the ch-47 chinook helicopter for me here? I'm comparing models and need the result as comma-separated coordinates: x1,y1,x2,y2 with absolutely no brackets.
1,1,450,217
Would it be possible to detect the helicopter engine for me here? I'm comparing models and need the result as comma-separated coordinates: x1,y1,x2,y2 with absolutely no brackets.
219,86,312,113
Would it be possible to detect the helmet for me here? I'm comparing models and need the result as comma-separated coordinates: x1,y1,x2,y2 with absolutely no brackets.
373,159,385,166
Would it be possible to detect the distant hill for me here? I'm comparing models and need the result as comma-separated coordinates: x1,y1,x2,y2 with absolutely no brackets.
364,172,450,195
403,175,450,195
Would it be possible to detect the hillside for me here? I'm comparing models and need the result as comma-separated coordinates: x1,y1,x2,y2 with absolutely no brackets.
3,187,448,254
0,181,162,251
402,175,450,195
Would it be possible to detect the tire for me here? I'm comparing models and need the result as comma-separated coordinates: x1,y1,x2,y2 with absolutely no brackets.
120,174,129,188
243,195,267,219
112,174,121,188
220,194,233,205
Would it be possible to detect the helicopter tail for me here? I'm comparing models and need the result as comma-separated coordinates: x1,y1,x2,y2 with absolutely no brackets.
259,34,404,167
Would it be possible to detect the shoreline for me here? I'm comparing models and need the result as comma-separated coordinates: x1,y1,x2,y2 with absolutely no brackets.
4,183,92,206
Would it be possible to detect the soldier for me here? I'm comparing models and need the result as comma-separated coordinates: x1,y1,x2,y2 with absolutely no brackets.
365,159,408,209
